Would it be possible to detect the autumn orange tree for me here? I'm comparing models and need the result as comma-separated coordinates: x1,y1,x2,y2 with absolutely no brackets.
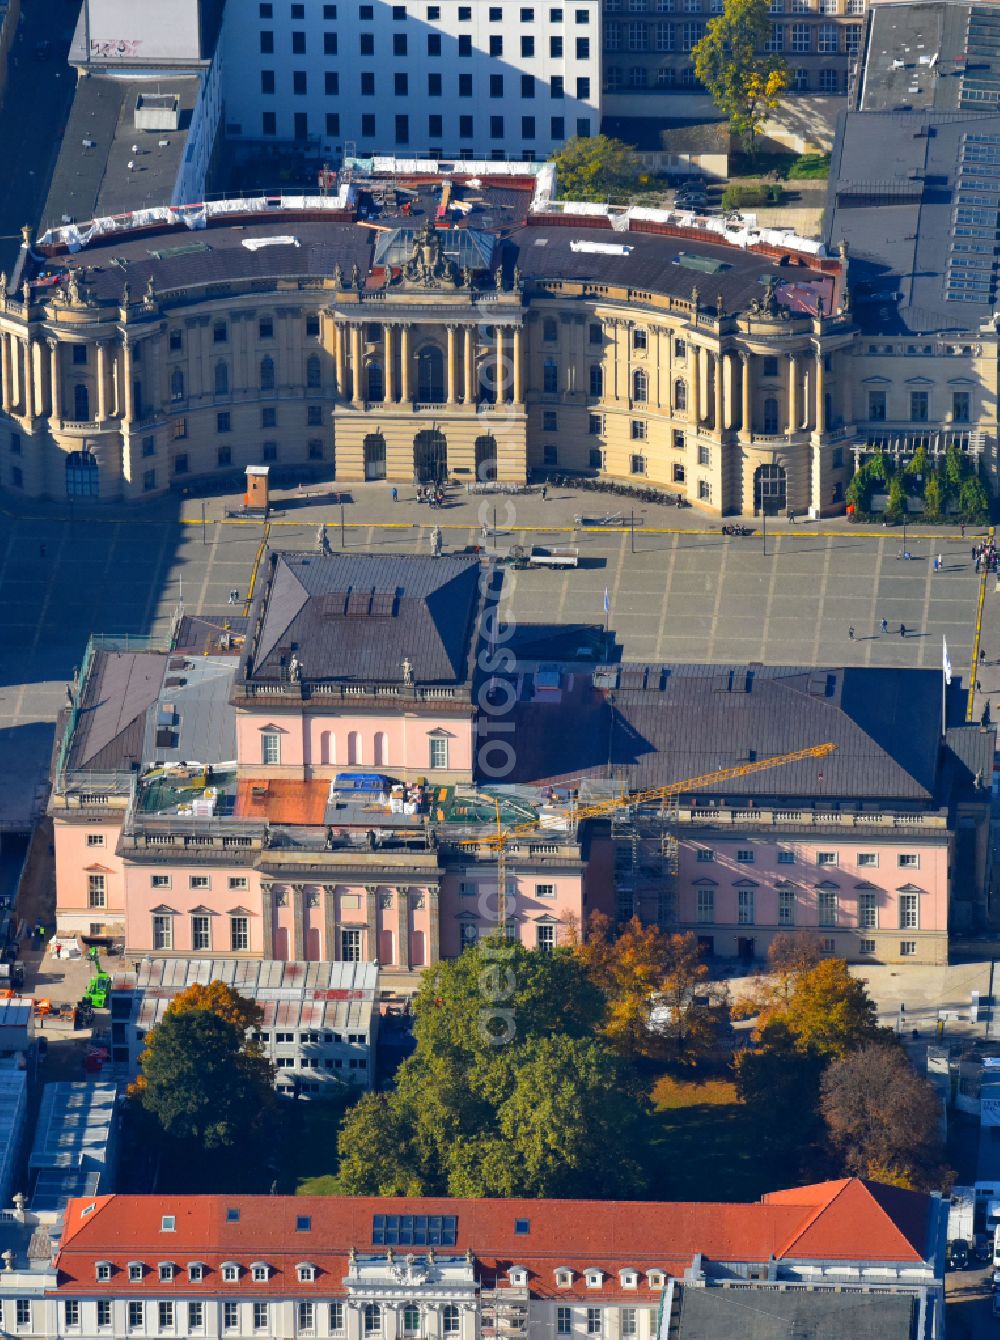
570,912,717,1063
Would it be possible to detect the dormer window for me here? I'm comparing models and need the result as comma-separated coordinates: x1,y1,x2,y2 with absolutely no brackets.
555,1269,574,1289
297,1263,317,1283
161,1216,176,1233
188,1263,205,1283
95,1262,112,1283
647,1271,664,1289
584,1270,604,1289
159,1263,176,1283
251,1263,270,1283
508,1268,528,1287
221,1263,240,1283
128,1263,144,1283
619,1271,638,1290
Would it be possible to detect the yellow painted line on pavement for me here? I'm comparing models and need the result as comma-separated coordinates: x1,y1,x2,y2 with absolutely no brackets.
968,525,993,721
243,522,271,615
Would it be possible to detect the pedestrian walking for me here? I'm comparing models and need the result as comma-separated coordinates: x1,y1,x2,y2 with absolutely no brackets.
481,522,489,540
788,509,796,524
899,623,906,638
962,523,966,538
849,625,855,641
881,618,888,635
391,487,398,502
542,484,548,501
981,648,987,664
937,553,943,571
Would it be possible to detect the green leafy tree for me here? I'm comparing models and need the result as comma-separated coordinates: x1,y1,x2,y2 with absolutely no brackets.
136,1009,274,1149
923,471,943,521
959,473,990,523
733,1022,827,1176
692,0,790,150
885,474,906,524
550,135,642,202
735,956,882,1060
335,939,649,1198
944,442,965,493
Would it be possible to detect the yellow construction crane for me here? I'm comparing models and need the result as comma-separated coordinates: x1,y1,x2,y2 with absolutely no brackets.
459,742,837,933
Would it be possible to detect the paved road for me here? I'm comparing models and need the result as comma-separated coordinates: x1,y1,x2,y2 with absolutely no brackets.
0,482,986,829
0,0,78,277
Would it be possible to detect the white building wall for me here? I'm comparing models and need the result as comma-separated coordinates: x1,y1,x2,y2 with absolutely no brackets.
173,47,224,204
84,0,204,64
220,0,602,161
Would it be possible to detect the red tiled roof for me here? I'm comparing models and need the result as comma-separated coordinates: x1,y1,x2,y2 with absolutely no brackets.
53,1182,932,1296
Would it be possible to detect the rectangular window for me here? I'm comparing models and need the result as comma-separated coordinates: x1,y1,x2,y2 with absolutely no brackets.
857,852,878,867
98,1302,112,1329
860,938,876,954
817,851,838,866
262,732,280,765
537,924,556,953
868,390,886,421
151,874,170,888
254,1304,269,1331
586,1311,601,1336
900,940,917,956
557,1310,571,1337
128,1304,143,1332
737,890,755,925
736,849,753,864
224,1304,239,1332
777,851,795,865
330,1305,345,1335
858,893,877,930
791,20,810,48
910,390,929,422
88,874,106,909
229,876,248,890
630,419,647,440
818,891,838,927
231,917,249,952
341,928,361,961
522,34,535,55
898,853,920,868
899,894,919,930
159,1303,174,1332
621,1312,636,1338
696,888,714,923
778,890,795,925
429,737,449,769
535,883,556,898
152,914,172,950
629,453,646,475
817,20,837,49
65,1302,80,1328
953,391,971,423
217,412,231,433
189,875,210,890
192,916,211,951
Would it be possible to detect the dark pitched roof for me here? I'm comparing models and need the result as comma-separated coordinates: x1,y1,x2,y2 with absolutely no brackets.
674,1287,915,1340
245,552,483,687
500,665,942,802
67,652,166,773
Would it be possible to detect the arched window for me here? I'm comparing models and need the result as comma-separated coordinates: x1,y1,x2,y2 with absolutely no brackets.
260,357,275,391
589,364,603,398
170,368,184,402
73,384,90,421
319,731,333,766
306,354,321,390
632,368,648,403
66,449,99,498
674,379,687,412
364,1306,381,1336
347,731,360,765
367,360,384,402
543,358,559,394
442,1307,460,1335
214,361,229,396
416,345,444,403
373,731,388,766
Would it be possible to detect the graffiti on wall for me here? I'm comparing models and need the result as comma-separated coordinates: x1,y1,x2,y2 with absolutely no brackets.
90,38,143,59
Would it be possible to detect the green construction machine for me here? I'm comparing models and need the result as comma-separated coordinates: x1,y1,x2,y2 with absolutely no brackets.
81,947,111,1010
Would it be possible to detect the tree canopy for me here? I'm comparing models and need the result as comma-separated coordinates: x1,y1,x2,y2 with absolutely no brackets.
735,952,882,1059
335,937,649,1198
164,980,264,1037
692,0,790,149
549,135,642,203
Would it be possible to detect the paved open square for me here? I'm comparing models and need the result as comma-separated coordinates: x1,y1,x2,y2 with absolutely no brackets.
0,482,984,828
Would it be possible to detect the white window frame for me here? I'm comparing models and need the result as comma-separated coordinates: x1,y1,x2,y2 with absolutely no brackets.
86,833,105,847
429,736,449,770
897,853,920,869
152,914,172,951
88,873,106,909
261,730,281,766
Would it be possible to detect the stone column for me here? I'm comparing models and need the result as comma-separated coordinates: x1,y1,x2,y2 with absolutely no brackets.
350,325,363,406
323,885,340,961
841,355,853,423
400,325,411,402
691,346,701,425
446,325,457,405
32,339,44,418
261,882,274,957
787,354,798,436
384,326,395,403
96,342,108,423
291,884,305,960
365,886,379,963
713,351,723,432
494,327,504,404
722,349,735,430
428,887,440,964
22,338,34,420
396,888,411,972
122,341,135,423
2,333,13,413
48,340,61,421
513,326,524,405
335,322,346,398
463,326,475,403
814,346,825,434
741,351,752,434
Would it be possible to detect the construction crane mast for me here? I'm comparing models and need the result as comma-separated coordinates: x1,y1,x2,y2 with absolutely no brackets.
460,743,837,934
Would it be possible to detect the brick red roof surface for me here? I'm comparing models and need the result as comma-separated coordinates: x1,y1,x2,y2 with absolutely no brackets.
53,1182,931,1296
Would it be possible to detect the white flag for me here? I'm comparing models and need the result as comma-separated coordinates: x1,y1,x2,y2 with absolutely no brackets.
943,635,952,686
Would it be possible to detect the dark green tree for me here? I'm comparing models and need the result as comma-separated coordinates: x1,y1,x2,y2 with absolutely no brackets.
549,135,642,202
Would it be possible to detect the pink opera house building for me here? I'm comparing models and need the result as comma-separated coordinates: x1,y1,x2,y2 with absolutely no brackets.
50,550,992,978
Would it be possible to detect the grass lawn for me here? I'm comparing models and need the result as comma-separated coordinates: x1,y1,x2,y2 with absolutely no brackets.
729,150,831,181
646,1076,785,1202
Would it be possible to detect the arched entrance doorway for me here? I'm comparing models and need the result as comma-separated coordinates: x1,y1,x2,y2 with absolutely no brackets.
363,432,386,480
414,429,447,483
475,435,498,482
66,450,99,498
754,463,787,515
416,345,445,403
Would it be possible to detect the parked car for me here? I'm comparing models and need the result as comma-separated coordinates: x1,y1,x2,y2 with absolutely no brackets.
947,1239,970,1270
